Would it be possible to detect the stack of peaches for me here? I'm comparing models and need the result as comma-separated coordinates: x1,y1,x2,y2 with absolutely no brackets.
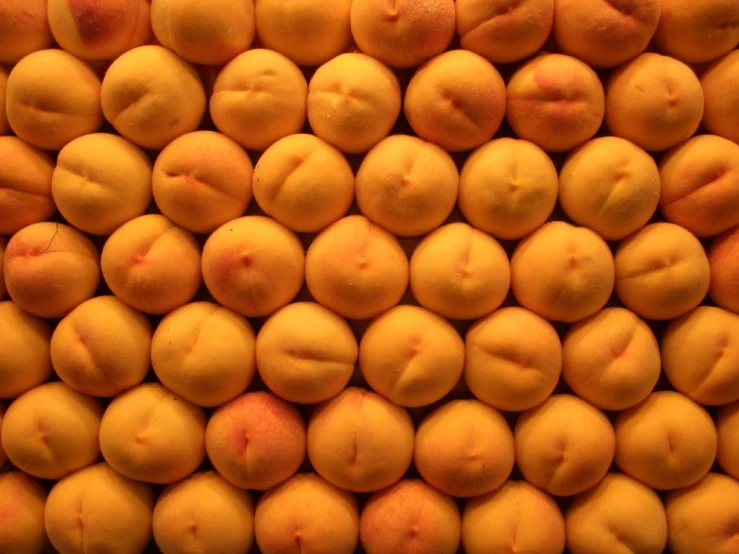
1,0,739,553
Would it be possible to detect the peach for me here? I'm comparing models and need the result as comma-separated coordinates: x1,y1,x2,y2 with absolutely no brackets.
661,306,739,406
0,136,55,236
0,472,48,554
308,53,401,154
211,48,307,151
52,133,153,235
255,0,352,66
151,0,254,65
201,216,305,318
45,463,154,554
614,391,718,490
307,387,414,493
256,302,357,404
405,50,506,153
4,222,100,319
101,45,206,150
206,391,306,490
359,305,464,407
99,382,207,484
702,50,739,144
1,382,102,480
563,307,661,411
665,473,739,554
506,53,605,152
465,307,562,412
0,0,53,64
717,401,739,479
415,399,514,497
605,53,704,152
456,0,554,64
51,295,152,397
255,473,359,554
305,215,409,320
0,239,4,301
709,225,739,314
48,0,152,60
252,133,354,233
0,403,4,466
566,473,668,554
614,222,710,320
654,0,739,64
355,134,458,237
360,479,461,554
458,138,558,240
559,136,661,240
153,130,253,234
553,0,660,68
462,480,566,554
153,471,255,554
0,66,8,135
101,214,201,315
410,222,511,320
514,394,615,496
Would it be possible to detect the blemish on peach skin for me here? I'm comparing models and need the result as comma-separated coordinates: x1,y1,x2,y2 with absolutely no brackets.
68,0,126,43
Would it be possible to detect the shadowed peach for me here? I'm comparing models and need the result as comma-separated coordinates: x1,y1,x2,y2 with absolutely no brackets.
0,472,48,554
701,51,739,144
709,225,739,314
0,0,53,64
0,67,8,135
0,403,4,466
717,401,739,479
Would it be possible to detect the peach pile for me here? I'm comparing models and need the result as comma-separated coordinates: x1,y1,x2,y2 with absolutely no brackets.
1,1,739,553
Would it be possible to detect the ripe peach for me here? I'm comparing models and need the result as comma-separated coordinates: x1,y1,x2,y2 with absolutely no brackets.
0,472,48,554
0,0,53,64
709,225,739,314
717,401,739,479
0,67,8,135
0,403,4,466
702,50,739,144
0,240,4,301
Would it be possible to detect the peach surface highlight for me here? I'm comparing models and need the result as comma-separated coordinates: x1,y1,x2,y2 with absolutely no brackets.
404,50,507,153
205,391,307,491
709,225,739,314
0,471,48,554
307,387,415,493
701,50,739,144
0,0,53,64
717,401,739,479
0,67,8,135
614,391,718,490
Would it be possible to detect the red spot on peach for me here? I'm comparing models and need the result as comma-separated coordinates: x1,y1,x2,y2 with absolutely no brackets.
68,0,126,43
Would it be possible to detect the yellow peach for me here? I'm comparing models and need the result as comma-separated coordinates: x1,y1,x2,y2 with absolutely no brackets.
701,50,739,144
0,0,54,64
0,472,48,554
0,66,8,135
717,401,739,479
709,225,739,314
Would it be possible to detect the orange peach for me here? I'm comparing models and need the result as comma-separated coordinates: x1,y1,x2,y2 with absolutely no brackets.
0,239,4,301
717,401,739,479
709,225,739,314
0,472,48,554
614,391,718,490
206,391,306,490
0,0,53,64
0,66,8,135
0,403,4,466
701,50,739,144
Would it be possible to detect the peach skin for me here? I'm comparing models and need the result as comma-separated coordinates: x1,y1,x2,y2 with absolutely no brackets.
709,225,739,314
0,239,5,301
717,401,739,479
0,471,48,554
0,67,8,135
0,402,4,466
0,0,53,64
702,50,739,144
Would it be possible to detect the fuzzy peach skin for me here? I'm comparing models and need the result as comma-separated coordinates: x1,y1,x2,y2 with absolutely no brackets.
350,0,455,68
0,472,48,554
563,307,661,411
605,53,704,152
252,133,354,233
48,0,152,60
614,391,718,490
515,394,616,496
0,67,8,135
459,138,558,240
255,473,360,554
702,51,739,144
0,0,53,64
307,387,414,493
614,222,710,321
355,134,458,237
206,391,306,491
665,473,739,554
101,214,202,315
0,239,5,301
210,49,307,152
99,383,207,484
1,382,102,480
202,216,305,318
717,402,739,479
405,50,506,153
308,53,401,154
0,403,5,466
465,307,562,412
0,136,55,236
456,0,553,64
45,463,155,554
559,136,661,241
506,53,605,153
153,471,255,554
53,133,153,236
360,479,461,554
553,0,660,68
51,295,152,398
151,0,254,65
305,215,408,320
566,473,668,554
255,0,352,66
101,45,206,150
659,134,739,238
462,480,566,554
410,222,510,320
709,226,739,314
256,302,357,404
152,301,256,408
4,222,100,319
